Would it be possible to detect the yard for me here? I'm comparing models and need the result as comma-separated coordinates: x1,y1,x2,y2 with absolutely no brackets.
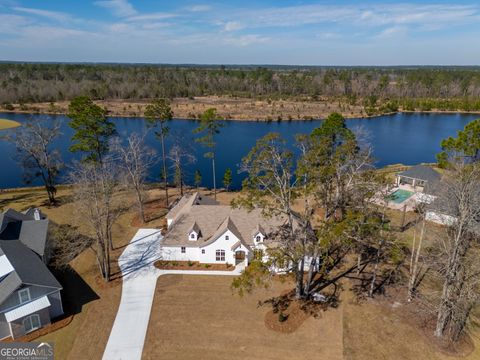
1,186,480,359
142,275,344,360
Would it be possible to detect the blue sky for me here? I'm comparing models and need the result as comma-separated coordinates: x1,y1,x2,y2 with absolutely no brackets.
0,0,479,65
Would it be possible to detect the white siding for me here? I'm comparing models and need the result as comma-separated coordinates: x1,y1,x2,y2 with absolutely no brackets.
159,229,251,265
160,246,200,262
200,230,240,265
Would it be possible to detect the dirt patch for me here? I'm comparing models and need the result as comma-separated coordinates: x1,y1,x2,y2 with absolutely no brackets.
264,300,311,333
154,260,235,271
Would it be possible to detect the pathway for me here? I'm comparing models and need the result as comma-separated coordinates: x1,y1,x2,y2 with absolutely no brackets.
102,229,244,360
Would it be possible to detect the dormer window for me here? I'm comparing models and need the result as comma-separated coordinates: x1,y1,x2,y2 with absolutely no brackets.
191,233,195,239
256,235,261,242
189,231,198,241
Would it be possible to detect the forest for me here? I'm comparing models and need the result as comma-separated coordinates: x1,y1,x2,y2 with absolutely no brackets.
1,63,480,115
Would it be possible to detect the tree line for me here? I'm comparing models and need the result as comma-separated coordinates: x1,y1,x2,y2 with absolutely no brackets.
2,63,480,106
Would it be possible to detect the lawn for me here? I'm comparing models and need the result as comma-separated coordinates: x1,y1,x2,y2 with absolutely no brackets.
0,186,234,359
142,275,344,360
0,185,173,359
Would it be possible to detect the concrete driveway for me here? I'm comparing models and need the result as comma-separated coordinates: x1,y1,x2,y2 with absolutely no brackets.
103,229,244,360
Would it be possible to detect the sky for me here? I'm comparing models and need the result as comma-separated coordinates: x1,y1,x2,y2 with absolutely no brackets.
0,0,479,65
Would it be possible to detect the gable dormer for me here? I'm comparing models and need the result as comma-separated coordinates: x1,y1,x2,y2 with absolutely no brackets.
252,224,266,244
187,222,201,241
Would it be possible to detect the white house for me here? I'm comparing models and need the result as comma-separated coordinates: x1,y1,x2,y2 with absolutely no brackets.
160,193,285,266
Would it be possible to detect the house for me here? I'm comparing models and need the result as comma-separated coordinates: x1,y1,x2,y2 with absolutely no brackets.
394,165,464,225
396,164,441,199
0,208,63,340
161,193,285,266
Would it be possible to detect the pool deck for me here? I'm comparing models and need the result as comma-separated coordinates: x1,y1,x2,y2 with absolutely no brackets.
373,185,421,211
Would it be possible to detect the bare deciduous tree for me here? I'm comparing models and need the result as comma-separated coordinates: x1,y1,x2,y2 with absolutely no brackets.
112,134,157,223
69,158,123,281
167,142,196,197
429,163,480,342
7,119,63,204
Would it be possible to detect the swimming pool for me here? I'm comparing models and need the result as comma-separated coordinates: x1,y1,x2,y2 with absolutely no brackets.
387,189,414,204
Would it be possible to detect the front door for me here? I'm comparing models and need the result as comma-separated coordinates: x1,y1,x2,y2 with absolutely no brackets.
235,251,246,265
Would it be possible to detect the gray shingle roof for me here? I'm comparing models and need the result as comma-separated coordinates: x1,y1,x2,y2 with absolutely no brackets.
0,209,48,257
398,165,441,183
0,209,61,306
166,192,219,226
0,271,22,305
0,240,61,290
162,196,287,249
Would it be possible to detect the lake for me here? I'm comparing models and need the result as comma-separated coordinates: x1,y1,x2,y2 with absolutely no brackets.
0,112,478,190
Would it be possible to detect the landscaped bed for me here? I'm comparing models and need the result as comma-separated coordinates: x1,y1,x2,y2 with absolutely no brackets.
154,260,236,271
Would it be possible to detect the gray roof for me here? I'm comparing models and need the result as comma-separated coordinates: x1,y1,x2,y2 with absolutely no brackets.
0,209,48,257
398,165,441,183
166,192,219,225
0,240,61,290
162,196,287,249
18,219,49,257
0,271,22,305
0,209,61,306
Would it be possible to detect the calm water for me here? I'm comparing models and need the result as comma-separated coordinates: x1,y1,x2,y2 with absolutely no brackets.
0,112,477,190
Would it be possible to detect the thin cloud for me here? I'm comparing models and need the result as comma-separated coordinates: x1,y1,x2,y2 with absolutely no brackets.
187,5,211,12
126,12,175,22
13,7,72,22
95,0,137,17
223,21,243,32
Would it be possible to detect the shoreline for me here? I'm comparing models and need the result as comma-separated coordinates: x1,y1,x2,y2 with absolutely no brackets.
2,97,479,122
2,108,480,123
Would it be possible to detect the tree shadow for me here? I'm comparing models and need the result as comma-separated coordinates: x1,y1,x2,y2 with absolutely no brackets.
50,265,100,316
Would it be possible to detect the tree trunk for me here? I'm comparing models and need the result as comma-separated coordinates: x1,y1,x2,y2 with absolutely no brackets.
408,216,425,301
295,261,304,299
369,248,380,297
212,153,217,200
160,124,169,206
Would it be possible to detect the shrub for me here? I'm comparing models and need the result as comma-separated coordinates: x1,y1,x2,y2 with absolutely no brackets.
278,312,289,322
188,260,194,267
204,264,211,268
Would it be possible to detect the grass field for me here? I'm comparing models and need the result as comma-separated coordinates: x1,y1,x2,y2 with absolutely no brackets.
0,119,21,130
143,275,344,360
1,186,479,359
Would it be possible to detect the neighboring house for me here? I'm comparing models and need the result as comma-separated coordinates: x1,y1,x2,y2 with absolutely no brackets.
396,164,441,202
161,192,286,266
395,165,462,225
0,209,63,340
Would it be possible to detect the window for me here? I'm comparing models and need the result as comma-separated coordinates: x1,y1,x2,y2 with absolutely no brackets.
256,235,261,242
215,250,225,261
190,233,195,239
18,288,30,304
201,249,205,254
181,247,186,253
225,235,229,240
23,314,41,333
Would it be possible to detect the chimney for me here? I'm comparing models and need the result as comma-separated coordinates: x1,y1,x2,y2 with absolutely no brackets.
33,208,41,221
